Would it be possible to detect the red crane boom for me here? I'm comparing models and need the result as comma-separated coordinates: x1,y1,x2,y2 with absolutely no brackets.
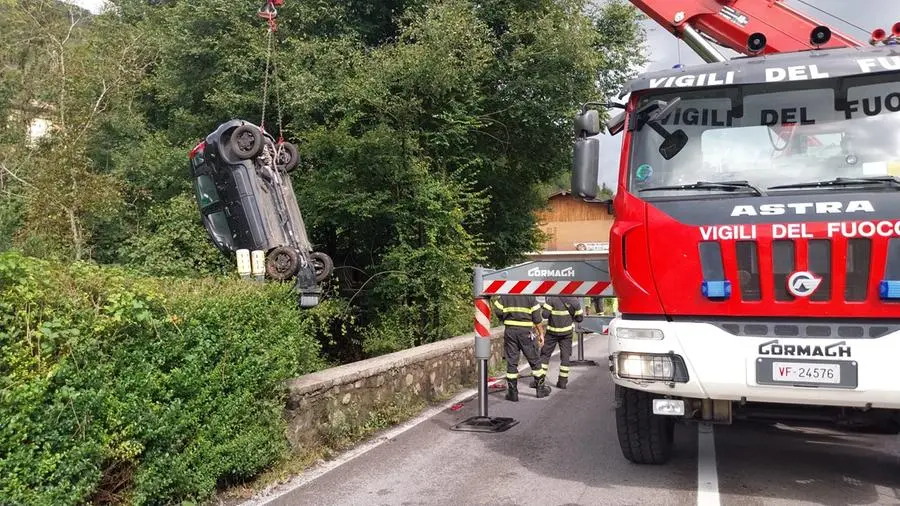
629,0,863,61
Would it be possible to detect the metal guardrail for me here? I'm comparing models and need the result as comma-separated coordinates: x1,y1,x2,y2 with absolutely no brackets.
577,314,613,334
570,314,614,366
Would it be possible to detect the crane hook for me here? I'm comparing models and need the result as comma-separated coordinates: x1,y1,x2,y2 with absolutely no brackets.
257,1,277,20
257,0,284,31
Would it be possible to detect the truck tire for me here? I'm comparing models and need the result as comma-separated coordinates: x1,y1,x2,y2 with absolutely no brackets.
310,251,333,283
229,124,264,160
615,385,675,464
266,246,300,281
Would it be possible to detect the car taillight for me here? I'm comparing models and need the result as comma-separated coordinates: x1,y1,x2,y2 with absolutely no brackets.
189,141,205,159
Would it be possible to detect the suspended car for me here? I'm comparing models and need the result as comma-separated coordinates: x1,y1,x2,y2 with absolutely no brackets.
189,119,333,304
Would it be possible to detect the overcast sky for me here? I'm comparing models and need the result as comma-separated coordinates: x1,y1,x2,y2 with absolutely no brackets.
596,0,896,189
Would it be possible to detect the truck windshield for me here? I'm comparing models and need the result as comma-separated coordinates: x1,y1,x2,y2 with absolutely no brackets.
628,73,900,197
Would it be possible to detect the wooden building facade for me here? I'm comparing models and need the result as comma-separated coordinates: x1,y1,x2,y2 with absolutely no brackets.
536,190,613,253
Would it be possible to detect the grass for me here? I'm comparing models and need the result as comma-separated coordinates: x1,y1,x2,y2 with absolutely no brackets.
487,360,506,379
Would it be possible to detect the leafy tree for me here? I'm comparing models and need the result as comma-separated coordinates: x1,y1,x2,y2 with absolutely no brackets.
590,0,648,100
116,193,233,277
1,1,152,260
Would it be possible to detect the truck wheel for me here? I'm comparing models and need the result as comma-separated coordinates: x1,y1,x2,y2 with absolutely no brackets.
615,385,675,464
310,251,333,283
266,246,300,281
276,142,299,172
229,125,264,160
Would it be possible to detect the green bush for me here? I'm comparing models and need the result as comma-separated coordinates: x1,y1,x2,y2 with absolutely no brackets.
0,252,348,505
116,193,233,278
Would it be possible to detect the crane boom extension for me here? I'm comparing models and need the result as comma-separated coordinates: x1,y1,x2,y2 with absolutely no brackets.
630,0,862,60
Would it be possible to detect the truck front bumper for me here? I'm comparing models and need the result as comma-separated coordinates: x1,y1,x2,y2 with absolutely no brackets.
608,317,900,410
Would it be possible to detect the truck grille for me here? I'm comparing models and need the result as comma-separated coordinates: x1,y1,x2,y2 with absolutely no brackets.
720,237,888,304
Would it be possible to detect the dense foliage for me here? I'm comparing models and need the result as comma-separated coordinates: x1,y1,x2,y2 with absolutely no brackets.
0,0,643,502
2,0,643,354
0,251,348,504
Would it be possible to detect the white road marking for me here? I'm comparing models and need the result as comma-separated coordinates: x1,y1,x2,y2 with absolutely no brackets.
697,422,721,506
242,386,478,506
242,334,602,505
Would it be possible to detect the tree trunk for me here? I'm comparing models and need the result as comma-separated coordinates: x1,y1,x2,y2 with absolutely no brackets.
68,207,83,261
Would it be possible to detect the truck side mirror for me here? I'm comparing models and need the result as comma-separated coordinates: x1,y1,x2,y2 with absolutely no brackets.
575,109,602,137
572,137,600,199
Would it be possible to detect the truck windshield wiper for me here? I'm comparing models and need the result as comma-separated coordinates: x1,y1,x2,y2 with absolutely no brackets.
638,180,765,196
768,175,900,190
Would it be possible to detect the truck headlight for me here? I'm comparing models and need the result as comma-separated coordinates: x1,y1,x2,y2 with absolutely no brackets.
615,327,664,340
615,352,689,382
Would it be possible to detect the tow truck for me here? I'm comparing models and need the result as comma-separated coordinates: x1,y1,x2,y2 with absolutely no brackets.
571,0,900,464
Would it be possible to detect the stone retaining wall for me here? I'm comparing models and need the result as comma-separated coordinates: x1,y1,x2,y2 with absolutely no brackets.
283,328,505,450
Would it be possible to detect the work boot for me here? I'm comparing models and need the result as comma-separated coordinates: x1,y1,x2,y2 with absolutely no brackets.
535,377,552,398
506,379,519,402
531,364,548,388
556,377,568,389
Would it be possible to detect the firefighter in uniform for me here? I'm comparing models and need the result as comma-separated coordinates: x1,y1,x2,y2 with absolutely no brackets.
539,295,584,389
493,294,552,401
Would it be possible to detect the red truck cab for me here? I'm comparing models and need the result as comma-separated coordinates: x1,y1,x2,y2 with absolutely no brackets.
573,45,900,464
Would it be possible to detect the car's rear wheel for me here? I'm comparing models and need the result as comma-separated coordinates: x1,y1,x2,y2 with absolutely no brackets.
276,142,299,172
265,246,300,281
229,125,264,159
310,251,333,283
615,385,675,464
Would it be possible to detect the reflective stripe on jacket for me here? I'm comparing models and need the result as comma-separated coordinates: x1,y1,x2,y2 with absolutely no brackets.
541,296,584,334
493,294,542,328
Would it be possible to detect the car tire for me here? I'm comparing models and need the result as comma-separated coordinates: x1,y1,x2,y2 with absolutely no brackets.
276,142,300,172
615,385,675,464
310,251,333,283
265,246,300,281
229,124,264,160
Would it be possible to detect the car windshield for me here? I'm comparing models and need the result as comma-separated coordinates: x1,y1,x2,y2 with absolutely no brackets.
628,73,900,197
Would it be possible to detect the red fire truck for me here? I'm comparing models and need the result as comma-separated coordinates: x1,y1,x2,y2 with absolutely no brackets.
572,0,900,464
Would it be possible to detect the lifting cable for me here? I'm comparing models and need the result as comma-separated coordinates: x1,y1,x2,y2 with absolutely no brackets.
257,0,285,143
792,0,871,39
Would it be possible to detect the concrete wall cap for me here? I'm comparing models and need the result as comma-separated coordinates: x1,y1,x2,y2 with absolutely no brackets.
286,327,504,397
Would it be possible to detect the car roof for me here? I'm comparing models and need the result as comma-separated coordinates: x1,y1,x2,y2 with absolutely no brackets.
620,46,900,97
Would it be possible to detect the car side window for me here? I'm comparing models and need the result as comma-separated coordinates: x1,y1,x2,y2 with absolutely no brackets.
195,175,220,209
206,211,233,248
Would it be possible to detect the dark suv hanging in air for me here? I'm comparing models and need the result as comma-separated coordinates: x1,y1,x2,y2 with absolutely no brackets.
189,119,333,305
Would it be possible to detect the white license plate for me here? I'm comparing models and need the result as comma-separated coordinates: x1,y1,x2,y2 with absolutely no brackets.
772,362,841,384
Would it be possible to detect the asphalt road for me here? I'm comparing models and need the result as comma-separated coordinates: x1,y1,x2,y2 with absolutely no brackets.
245,335,900,506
